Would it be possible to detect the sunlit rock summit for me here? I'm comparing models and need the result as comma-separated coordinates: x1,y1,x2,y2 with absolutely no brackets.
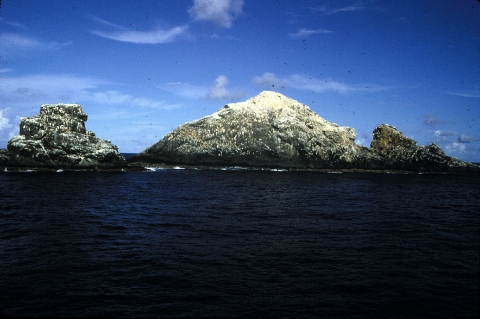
129,91,478,172
1,104,126,170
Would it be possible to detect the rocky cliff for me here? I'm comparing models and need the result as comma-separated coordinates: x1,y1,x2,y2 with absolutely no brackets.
1,104,126,170
130,91,479,173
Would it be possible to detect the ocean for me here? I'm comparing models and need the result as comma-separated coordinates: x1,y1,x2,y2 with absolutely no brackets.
0,167,478,318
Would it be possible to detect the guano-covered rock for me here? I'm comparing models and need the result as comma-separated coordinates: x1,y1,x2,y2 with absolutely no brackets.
130,91,373,169
130,91,480,173
2,104,126,170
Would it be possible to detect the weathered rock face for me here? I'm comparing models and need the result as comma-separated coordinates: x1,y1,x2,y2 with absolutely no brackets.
130,91,479,173
3,104,126,169
370,124,479,172
131,91,373,168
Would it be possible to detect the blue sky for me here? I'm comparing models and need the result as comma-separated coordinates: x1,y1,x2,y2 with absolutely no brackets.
1,0,479,161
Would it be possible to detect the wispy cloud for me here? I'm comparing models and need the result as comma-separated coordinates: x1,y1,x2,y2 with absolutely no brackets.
90,15,189,44
0,18,27,29
432,130,457,143
87,16,127,30
289,28,333,39
159,82,209,99
252,72,389,93
458,134,479,143
447,91,480,98
189,0,244,28
92,91,180,110
310,2,365,15
434,130,456,137
422,113,445,127
91,25,189,44
0,74,178,112
0,33,71,59
0,73,182,149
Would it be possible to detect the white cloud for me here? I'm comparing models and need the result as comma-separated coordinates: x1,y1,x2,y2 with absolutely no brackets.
0,109,16,145
289,28,332,39
355,133,371,147
0,110,12,132
188,0,244,28
0,33,71,59
252,72,388,93
445,142,466,153
92,25,189,44
90,15,189,44
207,75,242,100
208,75,229,100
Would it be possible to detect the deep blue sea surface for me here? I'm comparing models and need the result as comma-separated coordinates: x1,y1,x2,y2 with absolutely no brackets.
0,168,479,318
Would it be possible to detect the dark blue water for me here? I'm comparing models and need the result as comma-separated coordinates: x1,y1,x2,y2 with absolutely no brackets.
0,169,479,318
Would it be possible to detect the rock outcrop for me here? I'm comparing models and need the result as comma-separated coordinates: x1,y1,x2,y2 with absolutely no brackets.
130,91,374,169
130,91,479,173
2,104,126,170
370,124,479,172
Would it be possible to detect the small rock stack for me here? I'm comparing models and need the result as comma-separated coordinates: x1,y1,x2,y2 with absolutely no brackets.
1,104,126,170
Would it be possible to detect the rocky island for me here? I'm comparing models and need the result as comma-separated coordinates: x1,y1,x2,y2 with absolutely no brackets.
129,91,479,173
0,104,126,171
1,93,478,173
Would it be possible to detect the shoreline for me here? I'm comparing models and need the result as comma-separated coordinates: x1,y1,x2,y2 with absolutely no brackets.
2,162,477,174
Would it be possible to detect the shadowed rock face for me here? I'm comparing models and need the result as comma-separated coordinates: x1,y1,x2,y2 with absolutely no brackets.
3,104,126,169
370,124,479,172
130,91,479,173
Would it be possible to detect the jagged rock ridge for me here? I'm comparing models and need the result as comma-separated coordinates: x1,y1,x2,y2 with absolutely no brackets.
130,91,479,173
2,104,126,169
370,124,478,172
